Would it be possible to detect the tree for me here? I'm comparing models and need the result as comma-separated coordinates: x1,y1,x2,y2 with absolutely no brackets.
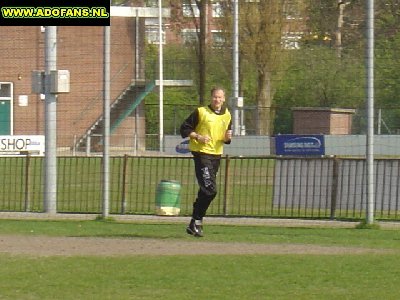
273,46,365,133
167,0,210,105
112,0,145,5
305,0,366,56
195,0,208,105
220,0,305,135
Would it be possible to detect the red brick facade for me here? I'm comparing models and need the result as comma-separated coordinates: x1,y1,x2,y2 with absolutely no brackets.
0,17,144,149
293,108,356,135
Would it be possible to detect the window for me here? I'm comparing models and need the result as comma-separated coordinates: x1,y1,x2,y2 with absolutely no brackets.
212,2,224,18
0,82,13,135
0,83,12,98
282,32,302,50
145,18,166,44
181,29,198,45
144,0,158,7
182,2,200,18
212,30,225,47
146,29,166,44
284,0,303,20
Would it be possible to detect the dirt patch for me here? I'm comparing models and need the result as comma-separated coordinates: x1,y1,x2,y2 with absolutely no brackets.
0,235,392,257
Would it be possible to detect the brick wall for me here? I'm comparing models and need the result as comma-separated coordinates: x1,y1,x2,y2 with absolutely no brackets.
293,108,355,135
0,17,144,149
0,27,44,135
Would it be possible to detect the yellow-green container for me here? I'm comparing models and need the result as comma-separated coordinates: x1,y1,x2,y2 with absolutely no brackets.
155,180,181,216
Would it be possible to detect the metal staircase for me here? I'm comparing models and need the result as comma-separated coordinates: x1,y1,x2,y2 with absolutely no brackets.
74,80,156,152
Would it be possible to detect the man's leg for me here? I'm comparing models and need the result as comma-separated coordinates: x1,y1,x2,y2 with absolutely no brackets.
187,154,220,237
192,155,220,220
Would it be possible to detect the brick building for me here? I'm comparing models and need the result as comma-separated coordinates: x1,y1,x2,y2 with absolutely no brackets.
143,1,224,46
293,107,356,135
0,11,151,152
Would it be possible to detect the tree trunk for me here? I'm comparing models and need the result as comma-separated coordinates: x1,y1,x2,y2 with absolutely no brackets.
336,1,346,58
197,0,208,105
256,69,273,135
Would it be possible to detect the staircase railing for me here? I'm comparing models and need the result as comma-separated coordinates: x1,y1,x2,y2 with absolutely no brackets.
110,80,156,133
74,80,156,151
72,62,131,127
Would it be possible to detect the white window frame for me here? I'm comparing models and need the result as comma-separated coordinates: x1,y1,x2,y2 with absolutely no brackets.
146,27,166,45
181,28,199,44
182,2,200,18
282,32,303,50
212,2,224,18
211,30,225,47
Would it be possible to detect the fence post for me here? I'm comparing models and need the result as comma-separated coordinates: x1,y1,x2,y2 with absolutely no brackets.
223,155,230,216
330,157,339,220
86,135,91,156
121,154,128,214
24,153,31,212
72,135,76,156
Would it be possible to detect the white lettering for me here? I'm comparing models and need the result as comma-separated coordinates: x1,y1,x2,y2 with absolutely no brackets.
284,142,320,149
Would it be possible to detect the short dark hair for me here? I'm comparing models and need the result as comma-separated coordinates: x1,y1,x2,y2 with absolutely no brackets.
211,86,225,96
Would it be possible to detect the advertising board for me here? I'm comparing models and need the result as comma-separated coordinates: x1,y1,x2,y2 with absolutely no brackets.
275,134,325,156
0,135,45,156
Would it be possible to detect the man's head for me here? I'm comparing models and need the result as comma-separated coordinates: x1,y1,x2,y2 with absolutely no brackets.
210,87,225,111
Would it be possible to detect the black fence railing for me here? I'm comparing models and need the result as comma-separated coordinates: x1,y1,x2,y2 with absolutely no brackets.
1,156,399,221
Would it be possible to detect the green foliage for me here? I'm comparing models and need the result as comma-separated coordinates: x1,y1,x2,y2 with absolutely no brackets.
375,33,400,106
273,46,365,134
95,215,116,222
305,1,338,35
356,220,381,230
145,44,198,136
373,32,400,132
141,1,400,135
144,44,232,136
275,47,365,108
375,1,400,37
273,108,292,134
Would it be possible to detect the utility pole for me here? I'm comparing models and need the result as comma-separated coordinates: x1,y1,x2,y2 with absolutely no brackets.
366,0,375,224
158,0,164,151
102,26,111,218
232,0,241,136
44,26,57,215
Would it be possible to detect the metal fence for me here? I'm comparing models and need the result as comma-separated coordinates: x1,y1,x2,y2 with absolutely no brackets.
1,155,400,221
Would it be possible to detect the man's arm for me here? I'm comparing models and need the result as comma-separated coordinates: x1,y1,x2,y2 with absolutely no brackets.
224,119,233,144
180,109,199,138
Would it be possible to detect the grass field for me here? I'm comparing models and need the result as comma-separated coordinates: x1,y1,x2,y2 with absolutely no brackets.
0,219,399,299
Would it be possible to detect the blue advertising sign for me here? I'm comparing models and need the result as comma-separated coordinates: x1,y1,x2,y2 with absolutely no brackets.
175,139,190,154
275,134,325,156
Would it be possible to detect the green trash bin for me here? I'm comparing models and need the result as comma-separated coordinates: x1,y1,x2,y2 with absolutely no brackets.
155,180,181,216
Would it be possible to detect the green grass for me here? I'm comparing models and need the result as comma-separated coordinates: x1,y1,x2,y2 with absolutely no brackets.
0,219,400,248
0,219,400,299
2,255,400,300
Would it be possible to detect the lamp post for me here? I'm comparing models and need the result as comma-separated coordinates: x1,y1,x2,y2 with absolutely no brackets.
44,26,57,215
366,0,375,224
231,0,244,135
158,0,164,151
232,0,240,135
